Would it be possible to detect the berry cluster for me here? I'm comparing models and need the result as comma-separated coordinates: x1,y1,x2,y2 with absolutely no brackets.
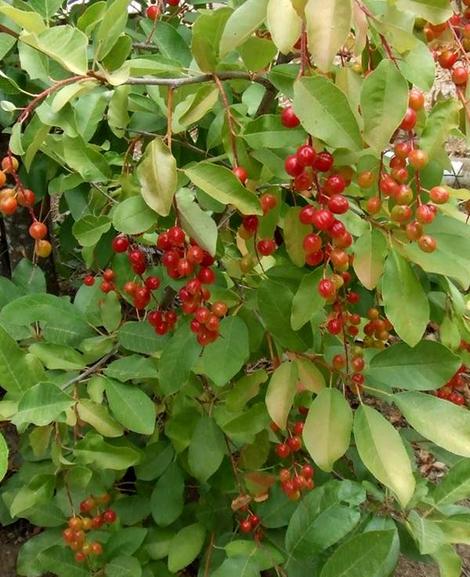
146,0,180,20
362,307,394,350
238,193,279,257
435,365,467,406
62,495,116,564
239,513,263,540
0,154,52,258
271,412,315,501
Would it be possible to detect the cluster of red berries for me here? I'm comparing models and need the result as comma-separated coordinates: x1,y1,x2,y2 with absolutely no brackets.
239,512,263,540
360,90,446,254
0,155,52,258
271,412,315,500
238,193,279,257
423,9,469,86
362,307,394,350
434,365,467,406
146,0,180,20
62,495,116,564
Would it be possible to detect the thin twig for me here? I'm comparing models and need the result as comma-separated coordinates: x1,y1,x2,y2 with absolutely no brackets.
124,71,272,89
61,349,117,390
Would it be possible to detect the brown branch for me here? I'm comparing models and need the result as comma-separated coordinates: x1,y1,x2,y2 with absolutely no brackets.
0,23,19,38
203,532,215,577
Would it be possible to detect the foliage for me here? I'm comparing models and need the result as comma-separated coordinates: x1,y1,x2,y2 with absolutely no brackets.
0,0,469,576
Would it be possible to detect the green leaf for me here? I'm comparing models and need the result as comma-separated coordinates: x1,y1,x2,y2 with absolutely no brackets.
219,0,269,57
21,26,88,74
303,389,353,472
137,137,177,217
360,59,409,153
150,20,191,66
13,383,73,427
354,405,415,507
151,463,185,527
108,85,130,137
184,162,262,216
266,0,302,54
382,251,429,347
286,481,362,560
176,189,217,256
112,195,158,235
167,524,206,573
105,527,148,559
431,545,462,577
398,40,436,91
29,343,86,370
72,214,111,247
12,258,46,293
105,556,141,577
29,0,63,19
291,268,324,330
420,100,461,162
399,215,470,290
0,33,16,61
293,75,362,151
51,80,99,113
104,378,155,435
284,207,311,267
225,540,284,569
258,279,311,351
394,392,470,457
353,228,388,290
74,433,141,469
243,114,305,149
266,361,298,430
295,358,326,393
212,557,260,577
188,416,225,482
100,291,121,333
200,317,250,387
192,7,232,72
118,321,168,354
159,322,202,395
62,136,111,181
319,530,399,577
95,0,129,60
17,530,63,577
239,36,277,72
432,459,470,508
0,5,46,33
173,85,219,133
408,511,445,554
0,325,45,397
395,0,452,25
104,355,157,382
432,515,470,545
76,399,124,438
305,0,352,72
0,431,8,482
38,547,89,577
365,341,460,391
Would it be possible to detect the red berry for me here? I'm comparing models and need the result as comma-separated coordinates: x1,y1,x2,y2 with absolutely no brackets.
312,151,334,172
285,154,303,177
240,519,253,533
80,497,96,514
303,233,322,254
257,239,276,256
248,514,260,527
168,226,185,246
400,108,417,131
157,232,171,251
90,542,103,556
242,215,259,234
418,234,437,253
187,245,205,264
302,464,314,479
305,250,324,267
416,204,435,224
103,509,117,524
293,421,304,435
103,268,115,282
281,106,300,128
352,356,365,372
233,166,248,184
75,552,86,563
408,89,425,111
112,235,129,252
146,4,160,20
260,193,277,214
329,220,346,238
327,318,343,335
318,279,336,299
312,209,335,231
83,275,95,286
328,194,349,214
128,249,145,265
198,267,216,284
296,145,316,167
100,281,114,294
29,221,48,240
408,149,429,170
429,186,449,204
294,172,313,192
438,50,458,69
352,373,365,386
276,443,291,458
299,205,316,225
212,301,228,317
324,174,346,195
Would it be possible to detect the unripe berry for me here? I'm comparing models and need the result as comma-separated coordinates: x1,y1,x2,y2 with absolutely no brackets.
408,89,425,110
429,186,449,204
408,149,429,170
418,234,437,253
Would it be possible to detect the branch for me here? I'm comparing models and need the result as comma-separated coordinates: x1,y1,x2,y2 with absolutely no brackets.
124,71,273,89
0,23,19,38
61,349,117,390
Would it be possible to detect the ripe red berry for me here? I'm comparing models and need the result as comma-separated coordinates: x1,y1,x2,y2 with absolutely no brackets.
145,276,161,290
198,267,216,284
257,239,276,256
240,519,253,533
352,356,365,372
429,186,449,204
29,221,48,240
103,268,115,282
242,215,259,234
324,174,346,195
260,193,277,214
16,188,35,207
112,235,129,252
276,443,291,459
91,515,104,529
299,205,316,225
416,204,435,224
394,141,412,159
327,318,342,335
75,552,86,563
187,245,205,264
80,497,96,514
305,250,324,267
438,50,458,69
281,106,300,128
312,151,334,172
167,0,179,5
103,509,117,524
352,373,365,386
303,233,322,254
233,166,248,184
293,421,304,435
294,172,313,192
328,194,349,214
318,279,336,299
287,436,302,452
400,107,417,131
452,66,468,85
418,234,437,253
212,301,228,317
90,542,103,556
302,464,314,479
83,275,95,286
406,221,423,241
100,281,114,294
408,148,429,170
168,226,185,246
311,209,335,231
285,154,303,177
296,145,316,167
408,89,425,111
146,4,160,20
